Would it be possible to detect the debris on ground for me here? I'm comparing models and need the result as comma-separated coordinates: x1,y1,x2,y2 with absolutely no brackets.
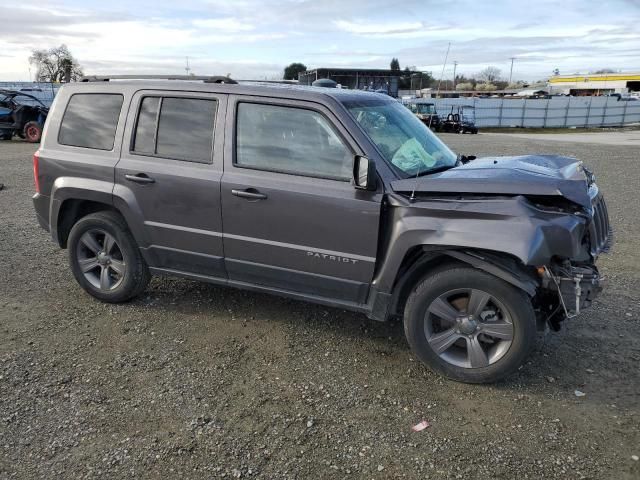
412,420,431,432
574,390,586,397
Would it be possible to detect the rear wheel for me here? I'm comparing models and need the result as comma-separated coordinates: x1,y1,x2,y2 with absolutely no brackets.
23,121,42,143
404,266,536,383
68,211,150,303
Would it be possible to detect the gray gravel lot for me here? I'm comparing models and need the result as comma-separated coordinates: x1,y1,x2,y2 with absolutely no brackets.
0,133,639,479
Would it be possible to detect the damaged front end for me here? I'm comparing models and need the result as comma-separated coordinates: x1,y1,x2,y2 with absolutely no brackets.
536,189,612,330
388,154,613,332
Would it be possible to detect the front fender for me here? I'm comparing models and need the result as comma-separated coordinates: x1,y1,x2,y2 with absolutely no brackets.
374,194,586,292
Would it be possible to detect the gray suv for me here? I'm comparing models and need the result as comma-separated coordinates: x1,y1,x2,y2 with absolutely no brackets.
32,76,612,383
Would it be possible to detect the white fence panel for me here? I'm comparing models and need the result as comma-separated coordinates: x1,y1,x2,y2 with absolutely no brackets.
416,96,640,128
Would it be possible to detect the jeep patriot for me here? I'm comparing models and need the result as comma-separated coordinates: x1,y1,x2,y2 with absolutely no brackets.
32,76,612,383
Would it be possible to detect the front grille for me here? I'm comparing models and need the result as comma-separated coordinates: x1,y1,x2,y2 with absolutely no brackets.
588,194,613,256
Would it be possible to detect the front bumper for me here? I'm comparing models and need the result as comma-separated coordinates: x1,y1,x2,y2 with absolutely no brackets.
548,264,604,317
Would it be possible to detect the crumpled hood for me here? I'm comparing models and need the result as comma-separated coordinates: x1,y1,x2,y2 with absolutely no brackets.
391,154,592,208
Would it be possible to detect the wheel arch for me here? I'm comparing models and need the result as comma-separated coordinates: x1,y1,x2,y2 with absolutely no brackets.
51,178,148,251
388,246,539,319
55,198,118,248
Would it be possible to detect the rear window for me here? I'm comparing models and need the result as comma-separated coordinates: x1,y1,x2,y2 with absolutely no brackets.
58,93,123,150
132,96,217,163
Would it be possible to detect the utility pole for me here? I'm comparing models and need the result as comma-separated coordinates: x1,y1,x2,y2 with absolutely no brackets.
452,61,458,89
185,56,191,76
509,57,515,84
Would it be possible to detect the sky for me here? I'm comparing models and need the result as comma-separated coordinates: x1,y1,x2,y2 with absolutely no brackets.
1,0,639,82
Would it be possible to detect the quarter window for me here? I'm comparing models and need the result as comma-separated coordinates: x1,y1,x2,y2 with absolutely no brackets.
58,94,123,150
132,97,217,163
236,103,352,180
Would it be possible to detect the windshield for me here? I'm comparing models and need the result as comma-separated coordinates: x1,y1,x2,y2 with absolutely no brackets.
345,99,457,177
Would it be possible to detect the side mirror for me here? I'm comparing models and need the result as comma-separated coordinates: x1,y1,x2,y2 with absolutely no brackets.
353,155,377,191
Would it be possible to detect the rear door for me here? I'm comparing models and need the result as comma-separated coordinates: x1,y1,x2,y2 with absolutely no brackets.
114,90,227,277
220,96,382,304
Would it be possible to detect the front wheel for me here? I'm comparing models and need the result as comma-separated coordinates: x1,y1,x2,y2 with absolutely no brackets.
68,211,150,303
404,266,536,383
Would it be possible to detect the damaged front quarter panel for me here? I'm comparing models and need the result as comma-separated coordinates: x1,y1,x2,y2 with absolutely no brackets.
374,192,588,292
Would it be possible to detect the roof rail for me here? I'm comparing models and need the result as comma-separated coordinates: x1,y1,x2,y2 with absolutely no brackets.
79,75,238,84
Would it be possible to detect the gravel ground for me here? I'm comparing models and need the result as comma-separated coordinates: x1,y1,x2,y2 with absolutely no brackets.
0,134,639,480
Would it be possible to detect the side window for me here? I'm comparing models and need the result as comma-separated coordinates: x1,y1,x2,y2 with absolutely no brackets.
132,97,217,163
236,103,353,180
133,97,159,154
58,93,123,150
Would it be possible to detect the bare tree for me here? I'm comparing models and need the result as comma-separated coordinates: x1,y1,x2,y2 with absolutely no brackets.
29,45,83,82
478,66,501,84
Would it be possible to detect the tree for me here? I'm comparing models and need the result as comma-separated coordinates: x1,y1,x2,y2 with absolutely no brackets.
29,44,83,82
283,63,307,80
455,82,474,91
594,68,615,74
478,66,501,84
475,83,497,91
390,58,400,71
409,72,435,90
455,74,477,88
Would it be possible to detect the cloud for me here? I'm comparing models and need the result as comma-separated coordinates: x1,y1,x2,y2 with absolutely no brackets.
0,0,638,81
192,18,255,32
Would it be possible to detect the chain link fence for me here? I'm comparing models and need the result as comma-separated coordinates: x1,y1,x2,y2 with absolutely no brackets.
406,96,640,128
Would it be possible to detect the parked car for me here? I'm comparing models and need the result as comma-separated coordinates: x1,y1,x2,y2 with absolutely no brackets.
438,105,478,134
32,76,612,383
406,102,441,130
0,89,49,142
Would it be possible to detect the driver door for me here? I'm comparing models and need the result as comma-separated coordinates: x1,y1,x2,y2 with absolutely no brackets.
220,96,382,304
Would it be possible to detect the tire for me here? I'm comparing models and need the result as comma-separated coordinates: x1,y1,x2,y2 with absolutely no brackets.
68,211,150,303
23,121,42,143
403,266,536,383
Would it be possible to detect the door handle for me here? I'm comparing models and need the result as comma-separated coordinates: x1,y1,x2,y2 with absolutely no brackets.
231,188,267,200
125,173,155,184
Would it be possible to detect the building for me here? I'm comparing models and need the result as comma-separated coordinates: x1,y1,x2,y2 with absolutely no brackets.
298,68,420,97
548,72,640,96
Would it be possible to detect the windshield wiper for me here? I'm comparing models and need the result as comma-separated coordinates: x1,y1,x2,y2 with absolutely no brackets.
414,162,458,177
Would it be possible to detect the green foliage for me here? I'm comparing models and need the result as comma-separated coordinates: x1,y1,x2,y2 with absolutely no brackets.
283,63,307,80
390,58,400,71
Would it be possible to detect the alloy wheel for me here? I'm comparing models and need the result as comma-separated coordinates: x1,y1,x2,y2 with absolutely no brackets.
76,229,126,291
424,288,514,368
